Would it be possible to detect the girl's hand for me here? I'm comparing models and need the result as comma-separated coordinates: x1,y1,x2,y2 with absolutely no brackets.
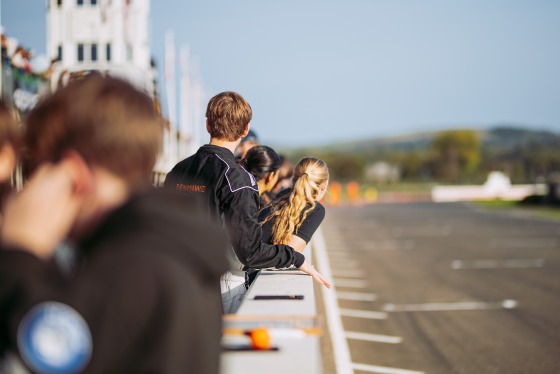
298,260,331,288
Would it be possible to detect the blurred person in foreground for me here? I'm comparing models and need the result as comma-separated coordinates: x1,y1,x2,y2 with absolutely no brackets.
164,91,330,314
259,157,329,254
0,76,229,374
0,102,19,215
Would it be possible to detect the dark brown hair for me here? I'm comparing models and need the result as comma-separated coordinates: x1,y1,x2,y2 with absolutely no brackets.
242,145,281,181
23,75,163,189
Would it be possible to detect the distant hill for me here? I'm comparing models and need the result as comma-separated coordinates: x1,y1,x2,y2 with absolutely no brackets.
276,126,560,184
482,127,560,150
279,126,560,156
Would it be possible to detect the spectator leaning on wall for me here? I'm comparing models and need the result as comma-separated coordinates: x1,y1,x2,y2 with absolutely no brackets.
165,91,330,314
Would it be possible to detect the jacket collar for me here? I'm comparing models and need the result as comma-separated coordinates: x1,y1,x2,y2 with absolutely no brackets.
201,144,236,162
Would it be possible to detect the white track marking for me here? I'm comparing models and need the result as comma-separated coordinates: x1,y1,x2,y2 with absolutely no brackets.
383,299,518,312
392,225,451,237
451,258,545,269
333,278,368,288
312,228,353,374
360,240,415,251
329,251,351,258
332,260,360,268
339,308,388,320
331,269,366,278
351,363,424,374
345,331,402,344
337,291,377,301
489,238,557,248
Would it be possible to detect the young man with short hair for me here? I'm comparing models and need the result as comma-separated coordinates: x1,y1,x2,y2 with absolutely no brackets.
165,91,330,313
0,76,229,373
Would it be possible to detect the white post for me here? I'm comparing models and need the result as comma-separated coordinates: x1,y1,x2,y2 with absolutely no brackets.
164,30,177,167
179,44,191,158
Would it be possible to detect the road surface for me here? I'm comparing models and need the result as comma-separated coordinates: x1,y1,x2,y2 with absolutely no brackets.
315,202,560,374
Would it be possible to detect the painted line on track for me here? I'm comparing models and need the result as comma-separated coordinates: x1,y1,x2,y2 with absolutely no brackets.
331,269,366,278
352,362,425,374
329,251,351,258
333,278,368,288
312,228,353,374
392,226,452,237
337,291,377,301
451,258,545,269
360,240,415,251
345,331,402,344
332,260,360,268
382,299,518,312
489,238,557,248
340,308,388,320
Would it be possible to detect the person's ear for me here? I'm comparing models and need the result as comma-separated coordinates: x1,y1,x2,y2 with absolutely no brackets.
60,151,93,197
264,170,279,190
269,170,279,186
241,123,250,137
264,173,272,186
206,119,211,134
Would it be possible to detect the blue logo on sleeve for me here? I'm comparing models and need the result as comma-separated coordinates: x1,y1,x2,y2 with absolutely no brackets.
17,302,92,374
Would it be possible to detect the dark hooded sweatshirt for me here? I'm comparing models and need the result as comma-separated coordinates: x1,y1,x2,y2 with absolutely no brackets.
0,188,229,374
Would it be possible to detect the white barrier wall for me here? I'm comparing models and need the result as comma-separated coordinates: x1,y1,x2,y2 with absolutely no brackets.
220,244,322,374
432,171,546,202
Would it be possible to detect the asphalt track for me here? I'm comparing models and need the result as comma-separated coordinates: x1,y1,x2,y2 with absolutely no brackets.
315,202,560,374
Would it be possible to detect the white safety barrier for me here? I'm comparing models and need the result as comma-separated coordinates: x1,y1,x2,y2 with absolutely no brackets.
220,245,322,374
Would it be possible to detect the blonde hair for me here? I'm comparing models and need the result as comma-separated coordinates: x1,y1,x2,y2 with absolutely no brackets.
262,157,328,245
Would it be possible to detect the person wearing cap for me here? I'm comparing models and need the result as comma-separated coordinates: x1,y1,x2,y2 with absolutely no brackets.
234,128,259,161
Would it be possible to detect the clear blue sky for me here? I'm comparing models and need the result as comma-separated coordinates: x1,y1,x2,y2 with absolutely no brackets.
2,0,560,147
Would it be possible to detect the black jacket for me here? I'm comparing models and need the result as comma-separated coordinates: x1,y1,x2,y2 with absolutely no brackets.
164,144,304,270
259,189,326,245
0,189,229,374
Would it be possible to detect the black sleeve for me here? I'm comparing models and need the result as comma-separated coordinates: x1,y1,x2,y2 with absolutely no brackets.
294,203,326,243
257,205,274,245
224,188,304,269
0,250,61,355
0,248,163,373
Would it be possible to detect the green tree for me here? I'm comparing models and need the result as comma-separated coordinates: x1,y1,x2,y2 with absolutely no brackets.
430,130,481,182
320,153,365,182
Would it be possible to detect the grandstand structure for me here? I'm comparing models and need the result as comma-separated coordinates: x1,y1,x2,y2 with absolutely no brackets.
45,0,191,181
46,0,156,98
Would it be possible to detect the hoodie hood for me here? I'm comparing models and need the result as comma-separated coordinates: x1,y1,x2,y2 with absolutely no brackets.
79,188,229,281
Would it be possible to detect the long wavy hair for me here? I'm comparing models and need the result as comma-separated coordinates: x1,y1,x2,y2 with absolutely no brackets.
261,157,328,244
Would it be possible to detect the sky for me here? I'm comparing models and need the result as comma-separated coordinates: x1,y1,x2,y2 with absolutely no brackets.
2,0,560,147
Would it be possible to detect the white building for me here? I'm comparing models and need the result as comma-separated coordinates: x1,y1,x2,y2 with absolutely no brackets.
46,0,155,96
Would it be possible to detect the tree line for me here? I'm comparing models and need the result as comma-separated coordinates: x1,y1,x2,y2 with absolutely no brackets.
283,127,560,185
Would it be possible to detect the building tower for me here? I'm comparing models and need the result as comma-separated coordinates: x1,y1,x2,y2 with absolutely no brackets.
46,0,154,96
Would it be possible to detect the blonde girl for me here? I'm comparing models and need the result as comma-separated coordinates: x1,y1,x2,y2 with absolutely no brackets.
259,157,329,253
